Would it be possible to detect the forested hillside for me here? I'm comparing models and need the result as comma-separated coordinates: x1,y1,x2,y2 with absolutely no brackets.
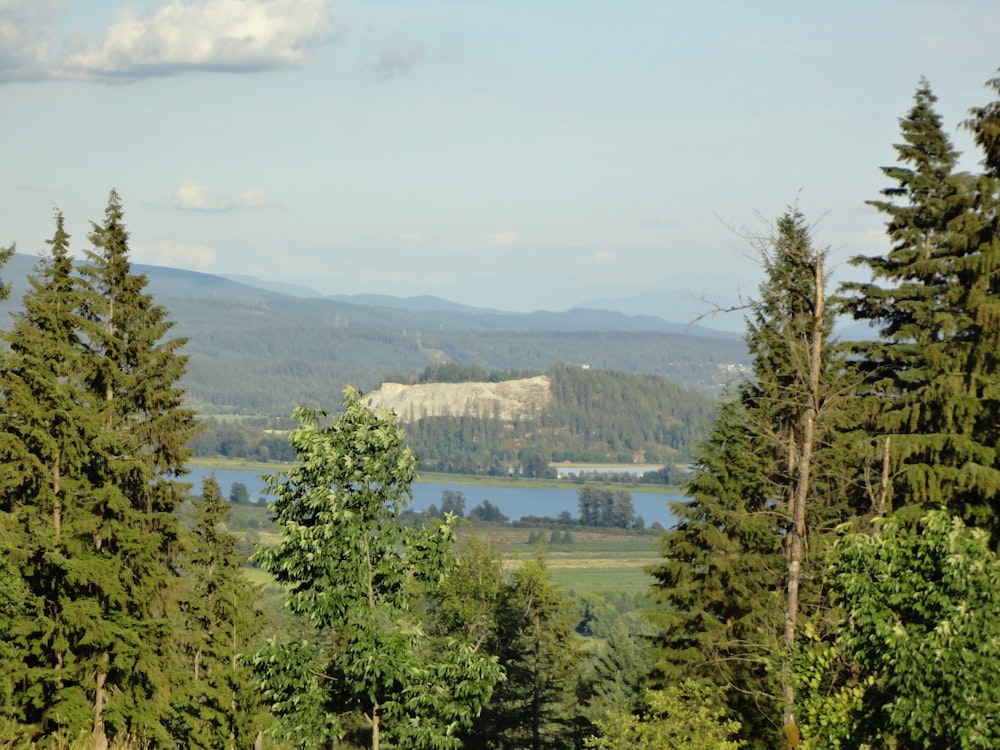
192,363,715,470
0,254,749,416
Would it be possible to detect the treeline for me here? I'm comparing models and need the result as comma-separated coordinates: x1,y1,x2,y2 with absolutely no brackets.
174,326,743,417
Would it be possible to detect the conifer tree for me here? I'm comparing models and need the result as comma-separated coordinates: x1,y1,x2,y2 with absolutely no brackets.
839,79,1000,531
72,190,199,747
650,209,848,747
176,476,265,749
477,557,585,750
0,215,99,740
0,194,199,746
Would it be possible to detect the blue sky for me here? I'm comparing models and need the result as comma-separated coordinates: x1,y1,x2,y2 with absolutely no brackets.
2,1,999,316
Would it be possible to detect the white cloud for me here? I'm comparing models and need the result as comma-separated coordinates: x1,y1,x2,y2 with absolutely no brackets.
0,1,63,81
170,179,273,211
485,231,518,246
594,251,619,264
0,0,342,83
135,239,218,269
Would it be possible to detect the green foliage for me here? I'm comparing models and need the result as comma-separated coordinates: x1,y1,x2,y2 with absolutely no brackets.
584,680,742,750
648,395,785,739
475,557,586,750
830,511,1000,749
577,488,636,528
468,499,509,524
840,78,1000,533
0,196,200,746
649,208,854,748
228,482,251,505
392,364,716,473
252,388,502,749
792,623,871,750
175,476,266,748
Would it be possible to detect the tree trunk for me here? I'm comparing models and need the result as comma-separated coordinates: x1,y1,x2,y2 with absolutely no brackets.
781,255,824,742
93,652,109,750
371,704,380,750
532,612,542,750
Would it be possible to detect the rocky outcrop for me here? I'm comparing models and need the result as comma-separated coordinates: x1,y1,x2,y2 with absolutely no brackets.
365,376,552,422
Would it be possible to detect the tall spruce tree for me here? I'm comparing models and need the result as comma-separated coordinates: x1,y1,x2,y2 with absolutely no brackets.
0,194,199,746
649,209,848,747
0,215,101,741
73,190,199,747
839,80,1000,531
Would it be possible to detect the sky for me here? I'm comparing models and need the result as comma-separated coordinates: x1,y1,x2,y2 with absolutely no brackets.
2,1,1000,318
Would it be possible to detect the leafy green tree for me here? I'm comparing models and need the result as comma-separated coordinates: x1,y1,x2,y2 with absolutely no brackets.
252,388,502,750
440,489,467,517
584,680,741,750
831,511,1000,749
229,482,250,505
469,499,509,523
175,476,266,749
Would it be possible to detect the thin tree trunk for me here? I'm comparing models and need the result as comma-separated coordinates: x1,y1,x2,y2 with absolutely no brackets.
371,704,380,750
93,652,109,750
781,255,824,743
532,612,542,750
873,436,891,534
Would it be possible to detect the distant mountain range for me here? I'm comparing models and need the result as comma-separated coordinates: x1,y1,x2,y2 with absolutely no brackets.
0,253,752,415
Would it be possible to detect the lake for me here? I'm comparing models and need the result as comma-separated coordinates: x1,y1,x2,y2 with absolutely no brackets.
186,466,682,528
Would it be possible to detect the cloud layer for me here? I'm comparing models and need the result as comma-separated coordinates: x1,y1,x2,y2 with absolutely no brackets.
1,0,340,83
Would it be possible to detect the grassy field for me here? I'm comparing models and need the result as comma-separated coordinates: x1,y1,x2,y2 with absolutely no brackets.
462,523,661,596
230,499,662,599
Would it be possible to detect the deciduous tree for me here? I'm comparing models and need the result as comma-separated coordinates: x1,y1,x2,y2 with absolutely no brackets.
831,511,1000,748
252,388,502,750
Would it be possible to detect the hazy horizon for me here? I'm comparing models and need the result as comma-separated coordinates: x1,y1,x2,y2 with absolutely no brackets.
3,1,999,314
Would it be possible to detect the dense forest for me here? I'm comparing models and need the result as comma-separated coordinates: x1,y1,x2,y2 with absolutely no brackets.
5,71,1000,750
190,362,714,473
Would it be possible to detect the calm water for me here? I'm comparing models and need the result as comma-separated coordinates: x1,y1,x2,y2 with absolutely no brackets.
185,466,682,528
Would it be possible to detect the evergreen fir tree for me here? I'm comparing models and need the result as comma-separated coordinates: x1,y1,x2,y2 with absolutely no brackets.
176,476,265,749
0,194,199,746
649,208,850,747
647,395,784,741
71,190,199,746
0,214,99,740
842,78,1000,534
478,558,586,750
